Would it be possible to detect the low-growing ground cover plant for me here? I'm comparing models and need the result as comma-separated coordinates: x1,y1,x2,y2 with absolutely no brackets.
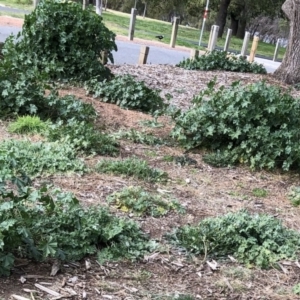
47,119,119,156
0,139,86,177
85,74,166,114
287,186,300,206
112,129,165,146
168,210,300,268
176,50,267,74
107,186,184,217
172,80,300,171
96,157,168,182
0,178,156,275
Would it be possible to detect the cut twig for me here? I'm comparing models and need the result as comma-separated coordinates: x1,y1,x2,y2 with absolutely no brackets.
34,283,61,297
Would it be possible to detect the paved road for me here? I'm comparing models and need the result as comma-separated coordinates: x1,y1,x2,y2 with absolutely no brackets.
0,5,30,14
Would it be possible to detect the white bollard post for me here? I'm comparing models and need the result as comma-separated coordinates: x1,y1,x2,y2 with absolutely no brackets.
241,31,250,57
128,8,137,41
33,0,39,8
273,39,281,62
207,25,219,51
224,28,232,52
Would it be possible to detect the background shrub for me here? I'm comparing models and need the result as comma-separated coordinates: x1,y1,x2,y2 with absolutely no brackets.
171,80,300,171
176,50,267,74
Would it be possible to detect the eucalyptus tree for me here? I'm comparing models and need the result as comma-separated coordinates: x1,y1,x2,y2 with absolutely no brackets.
273,0,300,84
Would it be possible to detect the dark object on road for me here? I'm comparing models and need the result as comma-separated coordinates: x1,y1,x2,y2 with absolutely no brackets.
155,35,164,40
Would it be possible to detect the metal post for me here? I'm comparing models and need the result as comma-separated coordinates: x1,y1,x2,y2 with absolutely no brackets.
199,0,210,46
273,39,281,62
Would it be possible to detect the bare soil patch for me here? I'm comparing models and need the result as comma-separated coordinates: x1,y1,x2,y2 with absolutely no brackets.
1,16,300,300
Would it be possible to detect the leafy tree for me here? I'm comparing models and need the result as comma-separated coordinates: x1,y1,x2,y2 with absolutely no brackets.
228,0,284,38
273,0,300,84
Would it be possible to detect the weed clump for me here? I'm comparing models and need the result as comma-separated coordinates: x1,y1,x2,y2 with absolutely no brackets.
168,210,300,268
96,157,168,182
107,186,184,217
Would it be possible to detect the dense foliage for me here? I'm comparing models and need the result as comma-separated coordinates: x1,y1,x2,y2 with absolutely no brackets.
85,75,166,114
17,0,116,81
0,178,155,275
171,80,300,171
0,38,97,121
169,210,300,268
0,140,86,177
176,51,267,74
47,119,120,156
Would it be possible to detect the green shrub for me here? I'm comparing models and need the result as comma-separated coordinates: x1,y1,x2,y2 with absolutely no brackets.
0,139,86,177
85,75,166,114
168,210,300,268
107,186,184,217
176,50,267,74
15,0,116,81
8,116,49,134
171,80,300,171
0,38,96,121
47,119,119,156
96,157,168,182
0,179,156,275
287,186,300,206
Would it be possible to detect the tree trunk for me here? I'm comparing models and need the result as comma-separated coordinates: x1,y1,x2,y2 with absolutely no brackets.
230,12,239,36
143,2,147,18
215,0,232,38
274,0,300,84
236,19,246,39
104,0,107,10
